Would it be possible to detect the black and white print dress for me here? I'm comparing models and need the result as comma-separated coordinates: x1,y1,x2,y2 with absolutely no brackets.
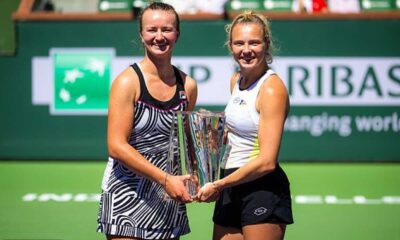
97,63,190,239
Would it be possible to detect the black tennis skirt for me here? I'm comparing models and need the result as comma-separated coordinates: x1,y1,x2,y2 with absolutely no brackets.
213,164,294,228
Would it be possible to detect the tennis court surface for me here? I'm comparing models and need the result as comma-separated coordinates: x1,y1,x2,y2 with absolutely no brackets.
0,161,399,239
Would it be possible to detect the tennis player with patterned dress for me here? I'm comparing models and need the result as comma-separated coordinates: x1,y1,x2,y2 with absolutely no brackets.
97,2,197,239
197,11,294,240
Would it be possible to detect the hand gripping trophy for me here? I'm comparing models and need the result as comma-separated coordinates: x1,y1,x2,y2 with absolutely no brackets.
167,110,226,198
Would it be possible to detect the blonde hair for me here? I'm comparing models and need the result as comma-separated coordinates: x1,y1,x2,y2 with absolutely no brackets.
225,11,275,64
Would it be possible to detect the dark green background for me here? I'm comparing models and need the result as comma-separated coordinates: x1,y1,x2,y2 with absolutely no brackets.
0,0,19,55
0,19,399,161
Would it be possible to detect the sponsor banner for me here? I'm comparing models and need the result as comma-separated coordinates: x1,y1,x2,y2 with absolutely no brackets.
274,57,400,106
51,49,113,114
32,48,400,115
33,48,115,115
285,111,400,137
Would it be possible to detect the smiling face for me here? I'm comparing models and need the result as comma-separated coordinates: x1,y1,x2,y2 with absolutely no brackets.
230,22,268,72
140,9,179,58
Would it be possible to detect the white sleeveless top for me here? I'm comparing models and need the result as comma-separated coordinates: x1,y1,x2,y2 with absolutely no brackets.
222,69,276,169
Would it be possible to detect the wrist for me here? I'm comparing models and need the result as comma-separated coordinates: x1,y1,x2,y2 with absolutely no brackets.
162,172,169,189
212,181,221,193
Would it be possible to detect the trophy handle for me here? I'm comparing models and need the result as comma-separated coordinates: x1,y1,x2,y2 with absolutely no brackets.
178,112,199,197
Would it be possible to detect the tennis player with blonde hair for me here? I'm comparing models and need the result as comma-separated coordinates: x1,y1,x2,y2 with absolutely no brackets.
197,11,294,240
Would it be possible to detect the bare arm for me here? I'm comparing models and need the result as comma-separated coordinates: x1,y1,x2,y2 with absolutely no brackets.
107,67,192,203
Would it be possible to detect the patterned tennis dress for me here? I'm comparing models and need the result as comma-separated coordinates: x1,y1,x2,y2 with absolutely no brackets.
97,63,190,239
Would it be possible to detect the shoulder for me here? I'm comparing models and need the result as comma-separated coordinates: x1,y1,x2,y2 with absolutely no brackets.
113,66,139,88
260,74,288,98
257,73,290,114
110,66,140,101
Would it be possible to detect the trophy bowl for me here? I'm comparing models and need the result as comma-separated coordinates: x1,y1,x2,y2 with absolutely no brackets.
167,110,226,197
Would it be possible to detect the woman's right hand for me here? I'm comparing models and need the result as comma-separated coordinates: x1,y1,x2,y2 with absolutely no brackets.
164,174,193,203
196,182,220,203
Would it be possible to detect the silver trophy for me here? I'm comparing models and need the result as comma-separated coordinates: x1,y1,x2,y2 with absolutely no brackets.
167,110,226,197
